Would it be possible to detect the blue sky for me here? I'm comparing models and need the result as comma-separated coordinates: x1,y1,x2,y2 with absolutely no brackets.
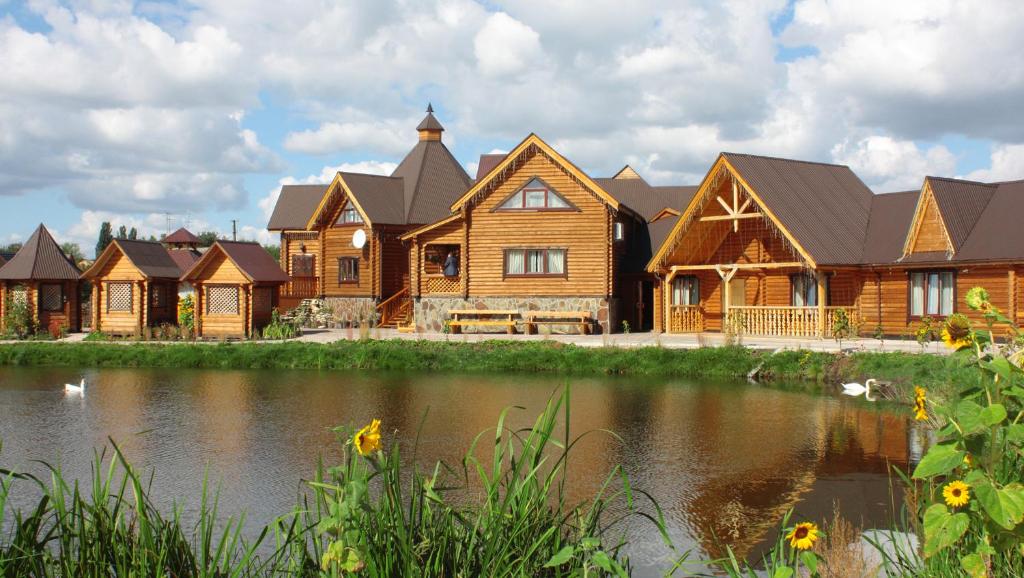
1,0,1021,253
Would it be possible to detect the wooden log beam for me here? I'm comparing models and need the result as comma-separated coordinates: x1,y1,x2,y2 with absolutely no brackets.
670,262,804,272
699,212,764,223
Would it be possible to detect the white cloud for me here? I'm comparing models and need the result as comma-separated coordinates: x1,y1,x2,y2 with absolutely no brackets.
473,12,543,77
257,160,398,221
965,144,1024,182
284,120,411,156
830,136,956,191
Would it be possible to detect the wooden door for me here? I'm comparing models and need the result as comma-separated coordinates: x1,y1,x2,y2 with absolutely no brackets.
722,278,745,326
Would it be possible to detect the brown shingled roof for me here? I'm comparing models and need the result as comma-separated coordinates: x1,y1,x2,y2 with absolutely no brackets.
85,239,183,279
0,224,80,281
925,177,997,252
340,172,406,225
161,227,200,245
167,248,201,272
860,191,918,265
416,105,445,132
390,139,473,224
183,241,288,283
475,153,506,181
596,178,698,222
942,179,1024,262
267,184,329,230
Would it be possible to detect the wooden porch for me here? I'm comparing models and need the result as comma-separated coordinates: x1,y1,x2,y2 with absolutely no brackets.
669,304,858,338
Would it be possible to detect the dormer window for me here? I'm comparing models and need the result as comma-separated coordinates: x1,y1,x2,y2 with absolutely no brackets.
337,206,363,224
497,178,572,211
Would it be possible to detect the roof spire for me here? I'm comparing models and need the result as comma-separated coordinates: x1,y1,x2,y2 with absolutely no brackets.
426,102,434,113
416,103,444,141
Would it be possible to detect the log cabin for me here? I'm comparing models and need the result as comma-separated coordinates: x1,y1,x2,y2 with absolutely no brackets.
180,241,289,338
0,224,81,334
267,105,473,326
80,239,185,335
401,133,696,333
647,153,1024,338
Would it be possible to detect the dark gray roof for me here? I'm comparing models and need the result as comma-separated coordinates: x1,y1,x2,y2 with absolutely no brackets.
476,153,506,181
860,191,918,265
339,172,406,225
722,153,875,265
416,107,445,132
926,177,997,252
595,178,697,221
390,140,473,224
949,179,1024,262
113,239,183,279
0,224,80,281
267,184,328,230
184,241,288,283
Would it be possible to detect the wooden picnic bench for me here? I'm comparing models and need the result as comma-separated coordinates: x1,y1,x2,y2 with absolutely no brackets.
524,311,592,335
446,309,519,335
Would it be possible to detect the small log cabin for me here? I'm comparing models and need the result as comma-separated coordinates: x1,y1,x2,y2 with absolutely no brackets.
180,241,289,338
0,224,81,333
647,153,1024,337
80,239,184,335
402,133,695,333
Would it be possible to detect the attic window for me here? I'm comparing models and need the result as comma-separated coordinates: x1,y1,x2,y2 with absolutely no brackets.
613,222,625,241
497,178,572,211
336,206,363,224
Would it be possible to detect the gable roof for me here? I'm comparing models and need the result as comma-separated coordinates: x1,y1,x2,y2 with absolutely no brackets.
595,178,697,221
0,224,80,281
475,154,506,181
924,177,997,252
82,239,182,280
860,191,919,265
933,179,1024,262
182,241,288,283
336,172,406,225
612,165,644,180
162,227,201,245
167,248,202,272
268,184,329,230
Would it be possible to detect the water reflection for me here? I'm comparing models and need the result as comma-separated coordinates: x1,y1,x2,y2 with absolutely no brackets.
0,367,911,575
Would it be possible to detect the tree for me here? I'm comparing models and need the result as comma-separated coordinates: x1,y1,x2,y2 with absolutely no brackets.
197,231,219,247
128,227,138,240
263,244,280,262
0,242,22,255
117,225,128,239
60,242,84,263
96,222,113,258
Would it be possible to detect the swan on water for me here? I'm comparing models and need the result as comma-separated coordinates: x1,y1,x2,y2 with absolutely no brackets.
64,378,85,395
842,378,877,401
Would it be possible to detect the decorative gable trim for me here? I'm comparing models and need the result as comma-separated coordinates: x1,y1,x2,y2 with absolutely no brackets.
305,173,373,230
902,179,955,259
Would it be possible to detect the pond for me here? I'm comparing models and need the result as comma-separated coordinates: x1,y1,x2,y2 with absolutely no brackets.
0,367,921,575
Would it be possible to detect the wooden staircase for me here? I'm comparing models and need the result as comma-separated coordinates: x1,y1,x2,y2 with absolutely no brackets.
377,288,413,330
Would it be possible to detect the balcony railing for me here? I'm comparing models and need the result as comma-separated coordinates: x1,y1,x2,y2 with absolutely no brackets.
424,274,460,295
726,306,858,338
283,276,319,298
669,305,704,333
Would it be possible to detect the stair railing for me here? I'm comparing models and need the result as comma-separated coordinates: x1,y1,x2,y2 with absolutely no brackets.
377,287,411,327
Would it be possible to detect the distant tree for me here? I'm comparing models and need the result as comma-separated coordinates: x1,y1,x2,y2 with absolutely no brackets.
263,244,280,262
96,222,114,258
0,242,22,254
60,242,84,263
117,225,128,239
147,235,157,242
196,231,219,247
128,227,138,240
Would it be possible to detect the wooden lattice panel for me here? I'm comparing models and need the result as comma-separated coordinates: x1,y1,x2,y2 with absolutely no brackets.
425,276,460,294
107,282,133,312
9,286,27,305
206,286,239,315
40,284,63,312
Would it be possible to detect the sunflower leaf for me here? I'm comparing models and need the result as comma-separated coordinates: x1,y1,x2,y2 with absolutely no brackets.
974,482,1024,531
913,444,965,479
543,545,574,568
955,400,985,434
979,403,1007,427
961,553,987,578
771,567,794,578
923,504,970,558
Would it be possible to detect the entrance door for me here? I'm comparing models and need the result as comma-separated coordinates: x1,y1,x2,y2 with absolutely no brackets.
722,277,745,326
635,280,653,331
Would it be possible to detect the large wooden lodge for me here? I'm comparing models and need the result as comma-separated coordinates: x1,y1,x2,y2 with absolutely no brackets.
268,106,1024,338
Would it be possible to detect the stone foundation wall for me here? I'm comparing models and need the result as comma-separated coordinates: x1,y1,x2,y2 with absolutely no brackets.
322,297,378,326
414,296,618,334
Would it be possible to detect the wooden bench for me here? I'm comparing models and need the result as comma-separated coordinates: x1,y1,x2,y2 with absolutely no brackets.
447,309,519,335
524,311,592,335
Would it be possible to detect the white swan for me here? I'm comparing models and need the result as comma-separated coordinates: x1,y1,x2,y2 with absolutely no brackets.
842,378,876,401
64,378,85,395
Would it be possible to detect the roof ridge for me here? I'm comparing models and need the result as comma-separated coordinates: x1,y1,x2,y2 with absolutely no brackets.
722,151,852,170
926,175,999,187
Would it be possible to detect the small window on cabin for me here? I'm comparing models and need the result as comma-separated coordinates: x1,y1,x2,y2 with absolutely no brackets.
9,285,26,305
671,276,699,306
206,286,240,315
338,257,359,283
107,282,133,313
909,271,954,317
497,178,572,211
504,248,566,277
292,254,315,277
613,222,625,242
336,206,363,225
40,283,64,312
791,273,829,307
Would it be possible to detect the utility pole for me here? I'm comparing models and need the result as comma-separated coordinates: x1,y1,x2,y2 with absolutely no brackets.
231,220,237,241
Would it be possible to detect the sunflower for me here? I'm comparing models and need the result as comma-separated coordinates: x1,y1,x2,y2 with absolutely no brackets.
353,419,382,456
941,314,973,350
786,522,819,550
943,480,970,508
913,387,928,421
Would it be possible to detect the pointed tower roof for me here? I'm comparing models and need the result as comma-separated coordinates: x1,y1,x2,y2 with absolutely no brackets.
0,224,80,280
416,103,445,133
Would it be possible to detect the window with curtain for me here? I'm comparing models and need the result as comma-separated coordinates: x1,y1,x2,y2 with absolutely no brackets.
338,257,359,283
504,248,567,277
671,276,699,306
909,271,954,317
497,178,572,211
791,273,828,307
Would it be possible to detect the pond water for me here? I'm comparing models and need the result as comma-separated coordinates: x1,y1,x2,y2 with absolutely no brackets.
0,367,922,575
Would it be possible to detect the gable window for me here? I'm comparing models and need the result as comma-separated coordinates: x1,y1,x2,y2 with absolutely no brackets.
497,178,572,211
613,222,625,242
40,283,64,312
909,271,954,317
107,282,133,312
504,248,566,277
338,257,359,283
336,206,363,224
291,254,315,277
791,273,828,307
671,276,699,306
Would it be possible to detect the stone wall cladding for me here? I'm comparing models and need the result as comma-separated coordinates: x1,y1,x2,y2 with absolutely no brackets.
414,296,616,334
322,297,378,327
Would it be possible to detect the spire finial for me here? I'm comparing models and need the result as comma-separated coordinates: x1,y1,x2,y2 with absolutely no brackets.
426,103,434,114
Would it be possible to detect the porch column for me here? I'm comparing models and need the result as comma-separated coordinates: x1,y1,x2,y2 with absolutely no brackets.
716,265,738,331
816,270,826,338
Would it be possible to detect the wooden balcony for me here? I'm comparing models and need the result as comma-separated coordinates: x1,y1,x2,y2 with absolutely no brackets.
669,305,704,333
424,274,461,295
283,276,319,298
726,306,858,338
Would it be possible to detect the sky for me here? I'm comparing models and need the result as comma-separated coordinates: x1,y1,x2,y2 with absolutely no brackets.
1,0,1023,255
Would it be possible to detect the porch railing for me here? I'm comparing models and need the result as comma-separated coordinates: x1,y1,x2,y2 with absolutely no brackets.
726,306,858,338
283,276,319,298
669,305,704,333
424,274,460,295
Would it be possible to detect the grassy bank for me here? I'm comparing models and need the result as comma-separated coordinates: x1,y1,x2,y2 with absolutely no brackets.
0,339,973,398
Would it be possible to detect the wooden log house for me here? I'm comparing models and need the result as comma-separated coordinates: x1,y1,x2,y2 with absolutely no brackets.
0,224,82,334
267,105,473,326
180,241,289,338
80,239,184,335
647,153,1024,337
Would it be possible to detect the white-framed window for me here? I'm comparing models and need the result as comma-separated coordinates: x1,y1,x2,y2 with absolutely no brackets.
206,286,240,315
613,222,625,242
497,178,572,211
504,248,566,277
107,282,133,312
671,276,699,306
909,271,954,317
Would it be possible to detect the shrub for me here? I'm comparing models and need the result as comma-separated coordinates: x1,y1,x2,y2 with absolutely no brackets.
2,296,35,339
177,294,195,336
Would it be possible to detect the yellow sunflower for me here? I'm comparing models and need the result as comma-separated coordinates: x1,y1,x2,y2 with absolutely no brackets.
786,522,819,550
913,387,928,421
353,419,382,456
941,314,973,350
943,480,970,508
